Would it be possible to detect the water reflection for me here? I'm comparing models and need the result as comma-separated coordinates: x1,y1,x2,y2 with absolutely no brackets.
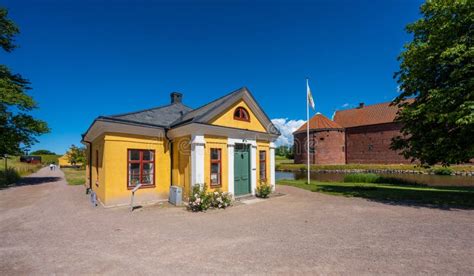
276,171,474,187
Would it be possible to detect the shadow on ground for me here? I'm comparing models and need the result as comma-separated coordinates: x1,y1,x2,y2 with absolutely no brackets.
315,184,474,210
0,177,62,190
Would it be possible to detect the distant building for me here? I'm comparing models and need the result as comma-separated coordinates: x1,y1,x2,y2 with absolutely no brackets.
20,156,42,164
293,101,411,165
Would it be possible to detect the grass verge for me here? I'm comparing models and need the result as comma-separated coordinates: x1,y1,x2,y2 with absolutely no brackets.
277,179,474,209
0,157,42,186
62,168,86,185
276,163,474,173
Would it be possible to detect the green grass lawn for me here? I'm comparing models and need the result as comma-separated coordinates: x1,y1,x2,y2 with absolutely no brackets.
277,179,474,209
275,156,294,165
62,168,86,185
276,162,474,173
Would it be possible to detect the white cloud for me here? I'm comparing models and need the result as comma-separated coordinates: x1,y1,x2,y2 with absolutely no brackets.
342,103,350,108
271,118,305,147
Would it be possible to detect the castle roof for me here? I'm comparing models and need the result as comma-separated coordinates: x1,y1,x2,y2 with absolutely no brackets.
294,113,342,134
333,101,410,128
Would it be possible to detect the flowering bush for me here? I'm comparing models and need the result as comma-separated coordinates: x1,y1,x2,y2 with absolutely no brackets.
188,185,233,212
209,190,232,209
188,184,211,212
256,182,272,198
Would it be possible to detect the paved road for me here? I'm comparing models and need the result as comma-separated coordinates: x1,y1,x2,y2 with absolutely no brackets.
1,167,473,274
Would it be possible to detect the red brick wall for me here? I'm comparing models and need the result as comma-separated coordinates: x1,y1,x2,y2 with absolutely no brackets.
345,123,411,164
294,130,345,165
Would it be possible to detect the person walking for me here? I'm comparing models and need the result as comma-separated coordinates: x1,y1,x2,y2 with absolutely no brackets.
49,163,54,171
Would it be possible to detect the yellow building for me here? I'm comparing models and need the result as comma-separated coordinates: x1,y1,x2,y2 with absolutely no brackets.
82,87,280,207
58,154,83,167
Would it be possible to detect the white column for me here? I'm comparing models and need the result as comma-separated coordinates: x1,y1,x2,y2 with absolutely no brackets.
227,143,235,197
190,135,205,191
250,142,257,196
270,142,276,192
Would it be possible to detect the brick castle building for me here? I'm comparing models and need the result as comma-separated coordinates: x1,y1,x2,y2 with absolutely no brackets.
293,101,410,164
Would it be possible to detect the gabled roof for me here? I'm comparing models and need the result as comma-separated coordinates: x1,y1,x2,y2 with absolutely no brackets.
333,101,408,128
82,86,280,142
105,102,193,128
294,113,342,133
171,87,280,135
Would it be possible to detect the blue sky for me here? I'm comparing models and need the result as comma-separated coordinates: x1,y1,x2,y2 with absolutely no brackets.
2,0,423,153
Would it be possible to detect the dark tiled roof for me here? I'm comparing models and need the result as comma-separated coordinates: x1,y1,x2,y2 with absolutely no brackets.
294,113,342,133
105,103,193,128
93,86,279,136
333,101,407,128
171,87,247,126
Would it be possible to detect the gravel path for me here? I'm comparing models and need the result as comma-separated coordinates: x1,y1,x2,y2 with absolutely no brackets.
1,167,473,274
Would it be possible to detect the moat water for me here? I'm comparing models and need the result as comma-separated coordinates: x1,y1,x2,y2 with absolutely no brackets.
276,171,474,187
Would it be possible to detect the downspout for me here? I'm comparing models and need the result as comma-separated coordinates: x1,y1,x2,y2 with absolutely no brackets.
83,140,93,191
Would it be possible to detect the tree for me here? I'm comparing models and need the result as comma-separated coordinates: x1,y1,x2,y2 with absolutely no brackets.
30,149,56,155
392,0,473,166
66,145,86,165
0,8,49,156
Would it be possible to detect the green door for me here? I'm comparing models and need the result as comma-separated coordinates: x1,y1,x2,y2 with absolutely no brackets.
234,144,250,196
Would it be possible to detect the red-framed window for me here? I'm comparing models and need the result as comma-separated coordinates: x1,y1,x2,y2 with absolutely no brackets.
259,150,266,180
210,148,222,188
234,107,250,122
127,149,155,188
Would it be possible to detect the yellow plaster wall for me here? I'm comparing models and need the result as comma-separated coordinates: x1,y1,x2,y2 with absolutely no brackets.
257,140,270,186
171,135,191,198
89,134,106,202
209,100,267,132
100,133,170,206
204,136,228,193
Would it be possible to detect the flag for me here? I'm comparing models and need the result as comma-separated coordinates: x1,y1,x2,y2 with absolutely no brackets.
307,80,315,110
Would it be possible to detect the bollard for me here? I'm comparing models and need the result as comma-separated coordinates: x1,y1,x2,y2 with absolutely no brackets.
130,183,142,212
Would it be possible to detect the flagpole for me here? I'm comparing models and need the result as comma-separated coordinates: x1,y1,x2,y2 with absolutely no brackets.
306,78,310,185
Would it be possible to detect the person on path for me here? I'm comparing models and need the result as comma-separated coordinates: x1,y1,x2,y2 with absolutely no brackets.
49,163,54,171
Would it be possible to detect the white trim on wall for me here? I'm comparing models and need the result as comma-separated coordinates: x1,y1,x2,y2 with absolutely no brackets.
269,142,276,192
250,142,257,196
190,135,205,192
227,143,235,198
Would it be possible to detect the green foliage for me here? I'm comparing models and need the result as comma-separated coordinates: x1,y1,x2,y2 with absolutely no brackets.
432,167,454,176
256,182,272,198
188,185,233,212
39,154,59,165
30,149,56,155
208,189,232,208
66,145,86,165
392,1,474,166
0,8,49,155
276,145,294,159
188,185,211,212
0,167,21,186
0,8,19,52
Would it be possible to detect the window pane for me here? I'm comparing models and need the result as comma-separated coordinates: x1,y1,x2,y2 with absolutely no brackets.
211,149,220,160
129,163,140,185
129,150,140,161
211,163,219,174
142,163,153,184
142,150,154,161
260,165,266,179
259,151,265,160
210,173,218,184
242,109,249,119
